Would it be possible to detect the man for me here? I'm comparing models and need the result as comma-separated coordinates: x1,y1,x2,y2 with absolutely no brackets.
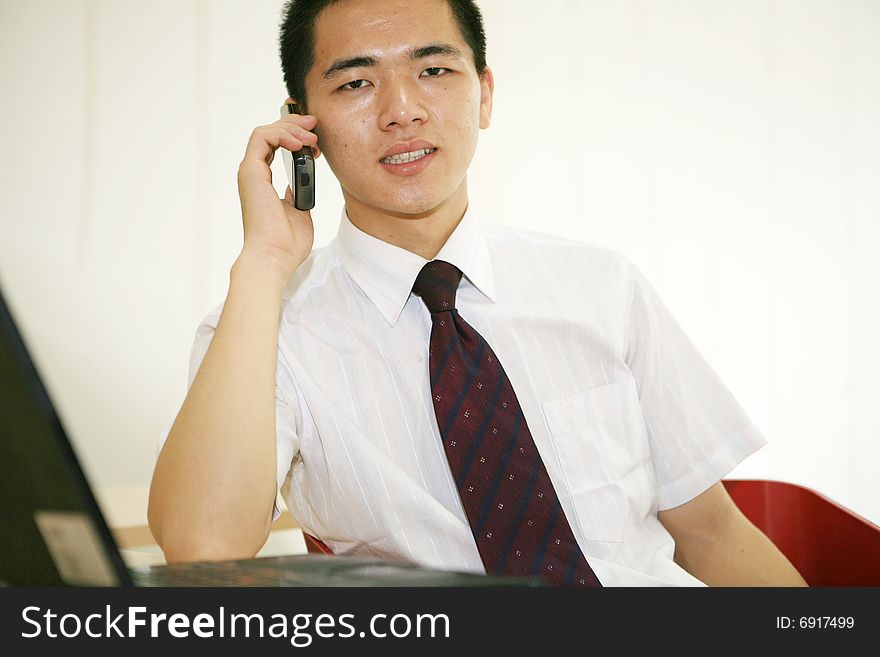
148,0,807,586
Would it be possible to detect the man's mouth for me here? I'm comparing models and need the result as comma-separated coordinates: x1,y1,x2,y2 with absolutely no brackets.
379,148,437,165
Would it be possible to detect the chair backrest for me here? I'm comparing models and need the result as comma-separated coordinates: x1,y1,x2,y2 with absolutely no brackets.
303,532,333,555
723,479,880,586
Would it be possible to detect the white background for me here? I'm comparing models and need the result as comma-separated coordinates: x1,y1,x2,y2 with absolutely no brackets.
1,0,877,529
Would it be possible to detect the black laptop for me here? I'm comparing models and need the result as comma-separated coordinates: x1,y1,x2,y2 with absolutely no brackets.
0,281,540,588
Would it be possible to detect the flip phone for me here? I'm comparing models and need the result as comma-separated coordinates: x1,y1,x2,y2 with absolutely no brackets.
280,103,316,211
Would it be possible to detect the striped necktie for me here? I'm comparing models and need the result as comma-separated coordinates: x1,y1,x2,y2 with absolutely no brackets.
413,259,601,586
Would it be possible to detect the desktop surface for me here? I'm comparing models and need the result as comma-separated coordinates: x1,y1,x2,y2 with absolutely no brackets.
133,554,544,588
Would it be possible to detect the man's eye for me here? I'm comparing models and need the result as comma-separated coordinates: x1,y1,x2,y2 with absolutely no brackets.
422,67,449,77
341,79,371,91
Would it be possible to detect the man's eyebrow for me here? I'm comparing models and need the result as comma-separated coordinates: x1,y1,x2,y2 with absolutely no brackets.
322,43,465,80
323,55,379,80
411,43,465,61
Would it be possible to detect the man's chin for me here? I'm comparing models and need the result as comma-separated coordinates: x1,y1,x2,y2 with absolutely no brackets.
387,199,446,219
341,173,468,221
347,193,453,221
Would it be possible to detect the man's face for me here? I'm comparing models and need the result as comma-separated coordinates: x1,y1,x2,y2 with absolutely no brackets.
302,0,493,221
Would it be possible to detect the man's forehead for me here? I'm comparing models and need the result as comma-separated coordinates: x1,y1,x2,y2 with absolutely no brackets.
318,0,449,26
311,0,464,64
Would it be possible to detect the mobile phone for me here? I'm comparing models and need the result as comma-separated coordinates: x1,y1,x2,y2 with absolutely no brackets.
280,103,316,211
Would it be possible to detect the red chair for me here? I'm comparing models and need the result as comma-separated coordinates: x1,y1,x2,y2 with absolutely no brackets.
303,532,334,555
723,479,880,586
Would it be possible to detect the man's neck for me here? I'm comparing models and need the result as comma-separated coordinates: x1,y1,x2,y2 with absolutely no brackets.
342,185,468,260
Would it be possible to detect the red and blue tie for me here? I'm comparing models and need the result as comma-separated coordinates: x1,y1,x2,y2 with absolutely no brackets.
413,260,602,586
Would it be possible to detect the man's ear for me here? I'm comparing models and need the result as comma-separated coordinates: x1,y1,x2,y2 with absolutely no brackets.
284,96,306,114
478,66,494,130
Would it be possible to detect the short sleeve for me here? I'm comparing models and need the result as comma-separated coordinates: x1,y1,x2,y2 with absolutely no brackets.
156,305,303,522
622,259,767,510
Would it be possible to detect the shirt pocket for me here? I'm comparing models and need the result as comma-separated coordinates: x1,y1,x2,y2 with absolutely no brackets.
541,376,649,543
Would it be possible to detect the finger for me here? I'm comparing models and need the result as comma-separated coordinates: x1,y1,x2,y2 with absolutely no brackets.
242,126,305,168
279,122,318,146
279,113,318,130
241,126,274,165
239,123,320,184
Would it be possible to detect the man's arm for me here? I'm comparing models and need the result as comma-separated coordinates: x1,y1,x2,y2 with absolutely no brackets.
147,109,320,564
658,482,808,586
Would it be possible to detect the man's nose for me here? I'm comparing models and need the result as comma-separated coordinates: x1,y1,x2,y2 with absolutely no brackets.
377,76,428,130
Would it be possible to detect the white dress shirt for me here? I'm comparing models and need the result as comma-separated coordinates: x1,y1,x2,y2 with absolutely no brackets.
163,202,767,586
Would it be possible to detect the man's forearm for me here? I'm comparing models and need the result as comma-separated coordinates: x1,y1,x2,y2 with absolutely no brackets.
676,512,808,587
148,253,288,563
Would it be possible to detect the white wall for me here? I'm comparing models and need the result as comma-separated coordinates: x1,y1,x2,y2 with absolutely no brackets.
1,0,878,527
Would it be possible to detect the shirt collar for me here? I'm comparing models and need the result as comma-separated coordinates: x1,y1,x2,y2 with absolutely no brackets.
333,204,496,327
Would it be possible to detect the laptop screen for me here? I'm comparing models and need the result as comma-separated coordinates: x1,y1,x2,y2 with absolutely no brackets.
0,283,131,586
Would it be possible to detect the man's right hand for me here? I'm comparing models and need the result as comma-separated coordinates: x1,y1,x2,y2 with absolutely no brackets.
150,112,323,561
236,110,321,282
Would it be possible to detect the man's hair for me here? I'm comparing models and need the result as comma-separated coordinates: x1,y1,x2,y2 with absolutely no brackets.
279,0,487,112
